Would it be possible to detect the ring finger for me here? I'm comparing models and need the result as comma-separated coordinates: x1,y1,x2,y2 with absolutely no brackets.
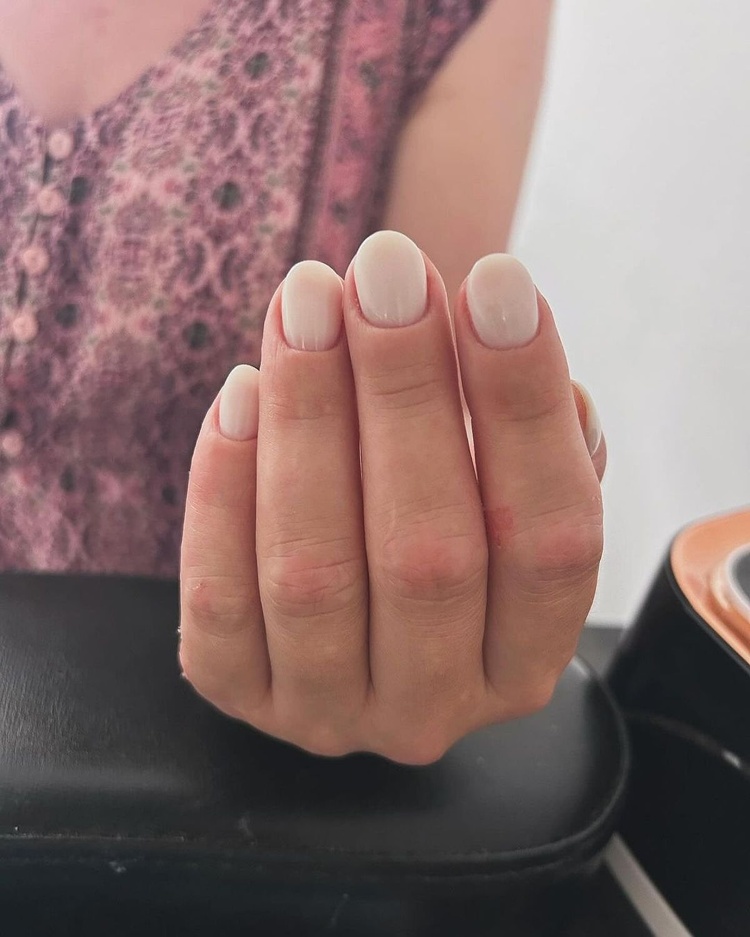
454,255,604,712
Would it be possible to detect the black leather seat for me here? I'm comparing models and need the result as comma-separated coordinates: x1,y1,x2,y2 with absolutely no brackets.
0,573,629,936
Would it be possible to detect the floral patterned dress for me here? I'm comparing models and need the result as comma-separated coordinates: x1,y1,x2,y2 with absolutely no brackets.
0,0,488,577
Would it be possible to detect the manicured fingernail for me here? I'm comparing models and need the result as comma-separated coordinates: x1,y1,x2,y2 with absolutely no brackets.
353,230,427,328
572,381,603,455
219,364,260,440
466,254,539,349
281,260,343,351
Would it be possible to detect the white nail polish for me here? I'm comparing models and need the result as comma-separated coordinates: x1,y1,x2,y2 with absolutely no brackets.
466,254,539,349
574,381,603,455
353,230,427,327
219,364,260,441
281,260,343,351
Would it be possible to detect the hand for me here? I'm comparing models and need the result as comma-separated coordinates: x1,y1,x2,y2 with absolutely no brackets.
179,231,606,765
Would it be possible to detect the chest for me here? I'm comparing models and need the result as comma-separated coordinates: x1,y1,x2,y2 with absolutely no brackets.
0,0,214,127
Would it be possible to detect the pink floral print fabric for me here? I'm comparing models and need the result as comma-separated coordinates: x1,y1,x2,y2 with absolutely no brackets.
0,0,487,576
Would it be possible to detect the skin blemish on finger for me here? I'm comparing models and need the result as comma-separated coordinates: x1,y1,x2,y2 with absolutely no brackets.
483,505,515,549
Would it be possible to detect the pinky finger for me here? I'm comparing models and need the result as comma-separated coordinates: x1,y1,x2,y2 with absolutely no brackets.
179,364,271,720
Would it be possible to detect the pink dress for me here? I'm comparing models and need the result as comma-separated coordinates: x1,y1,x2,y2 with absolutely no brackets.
0,0,487,577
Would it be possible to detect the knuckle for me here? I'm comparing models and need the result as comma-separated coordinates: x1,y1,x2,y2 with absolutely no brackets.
378,530,487,602
181,574,253,637
496,381,569,427
262,550,362,618
265,387,341,424
510,511,603,588
364,363,445,414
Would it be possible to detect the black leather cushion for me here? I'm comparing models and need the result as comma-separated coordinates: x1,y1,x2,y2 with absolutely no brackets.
0,573,629,936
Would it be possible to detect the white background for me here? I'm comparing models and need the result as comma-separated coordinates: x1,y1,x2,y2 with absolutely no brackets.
511,0,750,625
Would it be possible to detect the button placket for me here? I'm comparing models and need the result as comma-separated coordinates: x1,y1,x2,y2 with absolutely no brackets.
3,128,77,461
31,127,74,241
15,127,76,348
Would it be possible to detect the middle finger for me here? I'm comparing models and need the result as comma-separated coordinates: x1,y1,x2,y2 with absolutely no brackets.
345,231,489,741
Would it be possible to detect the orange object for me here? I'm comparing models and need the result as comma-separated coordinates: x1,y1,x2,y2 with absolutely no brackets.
671,507,750,666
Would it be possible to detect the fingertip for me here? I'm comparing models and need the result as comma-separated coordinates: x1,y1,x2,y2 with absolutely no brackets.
352,230,427,328
571,381,603,457
218,364,261,441
571,381,587,428
281,261,344,352
592,432,608,483
460,253,540,350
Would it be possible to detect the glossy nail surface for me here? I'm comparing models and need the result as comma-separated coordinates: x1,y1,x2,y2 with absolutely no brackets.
281,260,343,351
572,380,603,455
353,230,427,328
219,364,260,440
466,254,539,349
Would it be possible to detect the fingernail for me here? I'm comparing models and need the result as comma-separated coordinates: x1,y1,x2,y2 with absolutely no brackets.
466,254,539,349
281,260,343,351
572,381,603,455
219,364,260,440
353,230,427,328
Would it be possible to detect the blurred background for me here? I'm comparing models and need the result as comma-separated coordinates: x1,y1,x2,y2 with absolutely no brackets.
512,0,749,625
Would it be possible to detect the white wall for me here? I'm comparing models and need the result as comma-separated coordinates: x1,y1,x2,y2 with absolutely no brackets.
512,0,750,625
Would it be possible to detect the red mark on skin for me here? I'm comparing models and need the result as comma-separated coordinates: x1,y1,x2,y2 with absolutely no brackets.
483,505,515,549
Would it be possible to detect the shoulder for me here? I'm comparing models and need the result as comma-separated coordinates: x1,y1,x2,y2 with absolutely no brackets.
407,0,554,108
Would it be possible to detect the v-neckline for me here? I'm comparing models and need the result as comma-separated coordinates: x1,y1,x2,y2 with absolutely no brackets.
0,0,228,136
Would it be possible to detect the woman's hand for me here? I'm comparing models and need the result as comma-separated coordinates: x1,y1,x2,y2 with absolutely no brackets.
179,231,606,765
